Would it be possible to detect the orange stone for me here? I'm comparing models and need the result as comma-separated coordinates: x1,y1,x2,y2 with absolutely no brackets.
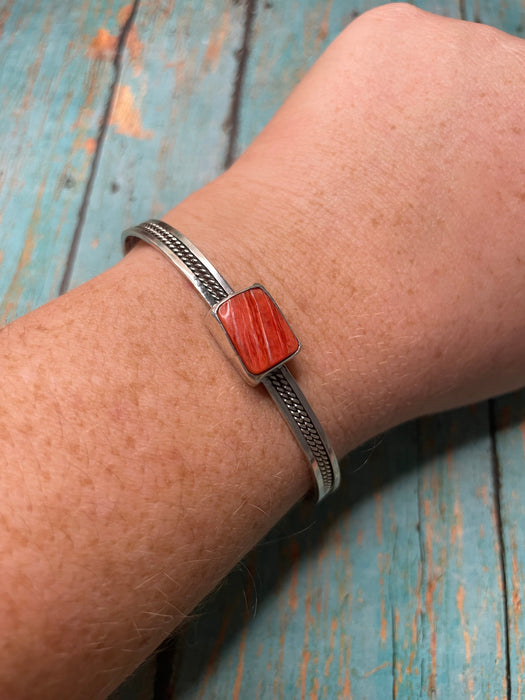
216,286,299,377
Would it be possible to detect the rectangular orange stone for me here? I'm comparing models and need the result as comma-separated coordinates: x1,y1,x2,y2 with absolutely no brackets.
215,285,300,378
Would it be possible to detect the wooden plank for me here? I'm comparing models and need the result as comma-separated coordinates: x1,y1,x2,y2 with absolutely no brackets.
0,0,124,323
463,0,525,34
417,408,507,698
495,390,525,696
66,0,246,290
412,0,461,17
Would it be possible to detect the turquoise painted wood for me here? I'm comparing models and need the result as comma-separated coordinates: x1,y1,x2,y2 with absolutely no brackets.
0,2,524,700
0,0,124,323
463,0,525,32
416,409,506,698
66,0,245,289
496,391,525,696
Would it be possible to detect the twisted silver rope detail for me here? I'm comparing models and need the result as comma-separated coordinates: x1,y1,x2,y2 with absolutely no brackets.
264,368,334,492
122,220,340,500
143,221,228,304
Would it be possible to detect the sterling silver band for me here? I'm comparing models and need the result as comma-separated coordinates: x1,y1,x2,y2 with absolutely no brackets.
122,219,340,501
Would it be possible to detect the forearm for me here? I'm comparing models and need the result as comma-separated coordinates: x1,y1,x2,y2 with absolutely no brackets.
0,189,308,698
0,179,360,698
0,167,450,698
2,5,525,698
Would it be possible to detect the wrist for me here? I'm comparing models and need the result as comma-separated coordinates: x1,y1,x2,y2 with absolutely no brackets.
159,173,425,453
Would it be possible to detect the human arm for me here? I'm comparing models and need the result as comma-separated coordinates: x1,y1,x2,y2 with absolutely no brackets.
1,5,524,698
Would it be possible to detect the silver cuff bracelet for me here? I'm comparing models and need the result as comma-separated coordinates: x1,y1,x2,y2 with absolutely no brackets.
122,219,340,501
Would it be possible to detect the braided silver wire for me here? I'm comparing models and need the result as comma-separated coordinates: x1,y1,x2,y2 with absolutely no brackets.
263,368,335,494
142,221,228,305
122,219,340,500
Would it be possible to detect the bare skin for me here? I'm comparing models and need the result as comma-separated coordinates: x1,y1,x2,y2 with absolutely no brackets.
0,5,524,698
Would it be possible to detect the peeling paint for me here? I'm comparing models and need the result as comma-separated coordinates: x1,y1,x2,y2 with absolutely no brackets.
117,3,133,26
300,649,311,700
0,3,11,38
2,183,43,321
378,552,388,645
204,10,230,72
109,84,152,139
87,27,117,60
126,23,143,75
317,0,333,44
425,516,437,693
496,619,502,661
84,137,96,153
456,585,472,664
476,484,489,506
363,661,390,677
323,619,337,677
450,496,463,545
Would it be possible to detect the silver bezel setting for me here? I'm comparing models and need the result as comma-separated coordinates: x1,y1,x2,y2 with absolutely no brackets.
207,284,301,386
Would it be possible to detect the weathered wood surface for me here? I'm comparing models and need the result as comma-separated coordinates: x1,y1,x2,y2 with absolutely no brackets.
0,0,123,323
67,0,246,289
0,1,524,699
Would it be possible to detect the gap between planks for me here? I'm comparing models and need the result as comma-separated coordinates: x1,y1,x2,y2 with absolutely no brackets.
58,0,141,295
223,0,258,169
489,399,512,698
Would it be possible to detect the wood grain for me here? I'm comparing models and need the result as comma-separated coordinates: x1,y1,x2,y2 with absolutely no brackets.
495,391,525,697
1,1,524,699
0,0,125,323
65,0,245,289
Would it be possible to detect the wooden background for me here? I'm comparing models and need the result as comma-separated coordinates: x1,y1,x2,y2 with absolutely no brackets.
0,0,524,698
